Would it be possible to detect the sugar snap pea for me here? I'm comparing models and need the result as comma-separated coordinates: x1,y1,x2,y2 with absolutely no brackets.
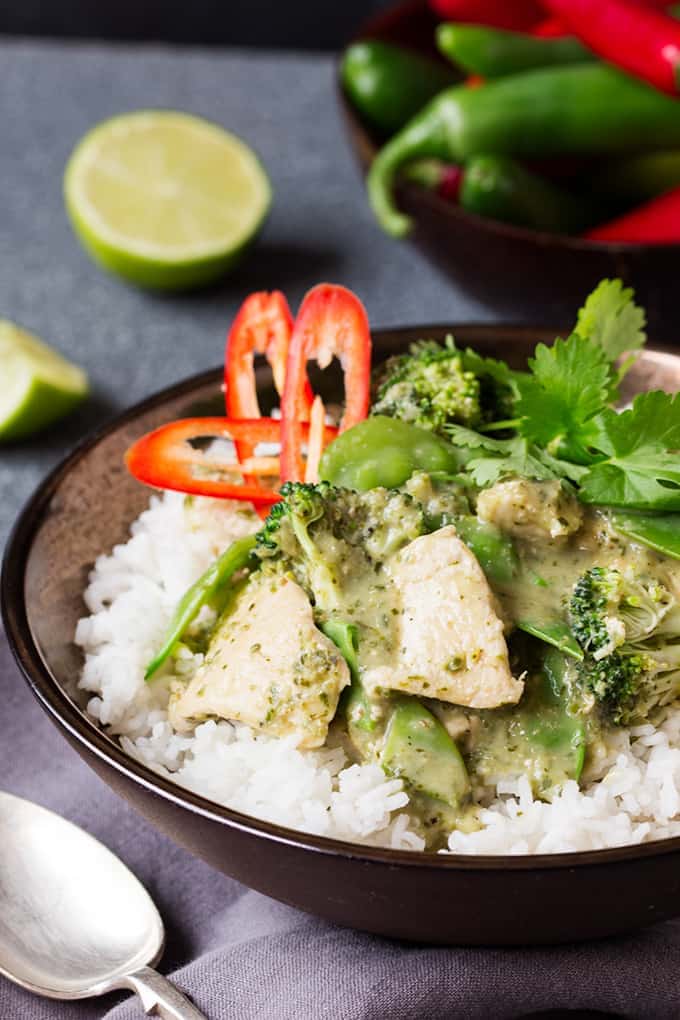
145,534,258,680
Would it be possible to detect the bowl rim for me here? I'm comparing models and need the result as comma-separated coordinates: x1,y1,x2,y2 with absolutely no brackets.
5,323,680,873
338,0,680,255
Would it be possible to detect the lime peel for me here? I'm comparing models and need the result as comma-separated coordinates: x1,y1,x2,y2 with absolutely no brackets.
0,321,89,442
63,111,271,290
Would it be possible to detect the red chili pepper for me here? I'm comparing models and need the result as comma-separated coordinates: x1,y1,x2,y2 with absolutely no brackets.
224,290,314,486
585,185,680,242
541,0,680,94
430,0,543,30
280,284,372,483
532,16,568,36
125,417,338,505
439,165,464,202
225,291,294,419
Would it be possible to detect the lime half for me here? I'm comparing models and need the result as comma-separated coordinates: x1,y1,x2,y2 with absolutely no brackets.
64,111,271,290
0,321,89,442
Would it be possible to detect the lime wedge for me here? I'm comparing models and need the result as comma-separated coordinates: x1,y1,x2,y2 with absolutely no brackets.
63,111,271,290
0,321,89,442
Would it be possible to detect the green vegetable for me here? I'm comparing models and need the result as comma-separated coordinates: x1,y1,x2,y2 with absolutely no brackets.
341,40,457,136
380,698,471,807
454,515,518,585
255,480,427,608
569,566,680,724
516,619,584,661
575,278,646,364
442,279,680,512
460,154,600,235
368,64,680,237
578,392,680,511
437,23,591,78
515,334,614,464
319,415,464,491
515,280,646,460
531,649,586,782
372,337,483,433
611,511,680,560
257,481,341,612
145,534,257,680
320,619,378,735
445,425,586,488
569,566,673,657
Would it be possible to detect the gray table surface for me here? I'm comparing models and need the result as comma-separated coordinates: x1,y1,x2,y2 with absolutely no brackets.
0,38,628,1020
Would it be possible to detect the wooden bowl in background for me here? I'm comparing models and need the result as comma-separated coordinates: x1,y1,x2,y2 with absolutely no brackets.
337,0,680,341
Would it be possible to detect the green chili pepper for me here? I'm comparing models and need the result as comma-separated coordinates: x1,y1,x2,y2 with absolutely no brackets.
611,511,680,561
341,40,458,137
585,151,680,209
381,697,471,807
368,64,680,237
460,154,600,234
454,515,518,585
319,415,464,491
145,534,257,680
436,23,591,78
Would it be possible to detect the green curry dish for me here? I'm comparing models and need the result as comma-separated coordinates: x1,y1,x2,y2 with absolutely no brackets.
372,337,482,434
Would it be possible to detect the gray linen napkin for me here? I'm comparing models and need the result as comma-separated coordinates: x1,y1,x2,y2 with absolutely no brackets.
1,624,678,1020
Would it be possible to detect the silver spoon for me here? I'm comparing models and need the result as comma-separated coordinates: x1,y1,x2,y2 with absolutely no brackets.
0,791,207,1018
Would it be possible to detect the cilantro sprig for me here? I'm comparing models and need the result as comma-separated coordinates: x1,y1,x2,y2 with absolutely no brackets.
445,279,680,512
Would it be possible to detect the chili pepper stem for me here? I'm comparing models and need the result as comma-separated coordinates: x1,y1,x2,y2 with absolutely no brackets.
368,110,451,237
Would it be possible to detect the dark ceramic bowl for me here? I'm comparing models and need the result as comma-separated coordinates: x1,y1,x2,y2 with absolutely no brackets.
338,0,680,337
4,324,680,947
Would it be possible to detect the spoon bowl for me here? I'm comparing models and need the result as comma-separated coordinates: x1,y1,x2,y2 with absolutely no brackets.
0,792,205,1018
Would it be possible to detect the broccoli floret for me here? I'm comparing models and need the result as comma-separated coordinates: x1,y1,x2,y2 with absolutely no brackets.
569,566,680,724
256,481,341,612
255,481,428,614
372,336,519,435
372,338,483,435
578,641,680,726
569,566,673,660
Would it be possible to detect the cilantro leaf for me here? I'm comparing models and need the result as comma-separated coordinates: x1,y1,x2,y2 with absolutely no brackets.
515,334,611,459
579,392,680,510
575,278,646,361
446,426,587,487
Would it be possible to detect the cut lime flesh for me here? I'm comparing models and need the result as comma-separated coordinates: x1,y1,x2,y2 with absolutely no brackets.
0,321,89,441
63,111,271,291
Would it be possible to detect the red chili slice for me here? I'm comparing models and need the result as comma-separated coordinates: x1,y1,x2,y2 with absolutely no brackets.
224,290,314,486
125,417,338,505
225,291,294,419
280,284,372,483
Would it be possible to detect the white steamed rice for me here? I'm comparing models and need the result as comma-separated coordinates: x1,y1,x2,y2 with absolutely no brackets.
75,492,680,854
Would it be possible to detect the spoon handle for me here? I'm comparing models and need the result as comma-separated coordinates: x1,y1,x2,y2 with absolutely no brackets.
118,966,208,1019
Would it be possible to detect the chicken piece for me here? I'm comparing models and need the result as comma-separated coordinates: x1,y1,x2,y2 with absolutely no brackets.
169,573,350,748
476,478,582,544
363,526,523,709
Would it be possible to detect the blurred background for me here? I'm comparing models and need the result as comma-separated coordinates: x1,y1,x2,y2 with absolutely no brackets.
0,1,390,47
